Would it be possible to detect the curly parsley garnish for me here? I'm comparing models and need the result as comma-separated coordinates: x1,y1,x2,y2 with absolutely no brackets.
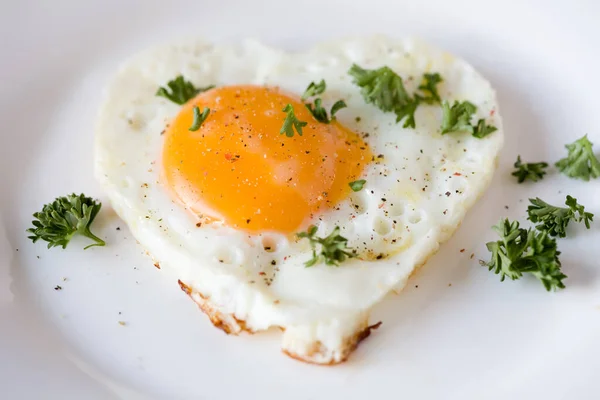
441,100,476,134
156,75,214,105
348,64,411,113
348,65,444,129
472,118,498,138
349,179,366,192
441,101,498,139
301,80,326,101
280,104,307,137
555,135,600,181
484,219,566,291
394,99,420,128
527,196,593,238
189,106,210,131
417,73,443,104
440,100,496,138
302,81,347,123
27,194,105,250
305,99,347,123
297,225,356,267
330,100,347,119
512,156,548,183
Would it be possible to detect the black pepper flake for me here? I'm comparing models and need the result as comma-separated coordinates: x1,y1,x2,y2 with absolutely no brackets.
246,219,251,224
271,260,277,265
116,227,121,231
445,191,451,197
54,285,62,291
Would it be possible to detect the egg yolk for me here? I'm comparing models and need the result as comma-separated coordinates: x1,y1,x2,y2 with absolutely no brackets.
162,85,371,233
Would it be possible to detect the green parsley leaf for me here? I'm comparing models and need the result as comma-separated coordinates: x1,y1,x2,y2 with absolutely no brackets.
555,135,600,181
189,106,210,131
305,98,329,123
417,73,443,104
301,80,326,101
527,196,594,238
472,118,498,138
27,194,105,250
512,156,548,183
395,98,420,128
297,225,356,267
306,99,347,123
156,75,214,105
485,219,566,291
280,104,307,137
440,101,497,138
349,179,366,192
348,64,410,113
348,66,446,128
440,100,477,134
330,100,347,119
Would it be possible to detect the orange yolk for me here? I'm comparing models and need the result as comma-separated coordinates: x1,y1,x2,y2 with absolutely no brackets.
162,85,371,233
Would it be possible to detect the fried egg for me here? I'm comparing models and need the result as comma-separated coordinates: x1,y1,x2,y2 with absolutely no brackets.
95,36,503,364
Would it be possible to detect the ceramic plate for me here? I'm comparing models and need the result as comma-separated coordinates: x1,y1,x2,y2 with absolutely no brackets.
1,1,599,398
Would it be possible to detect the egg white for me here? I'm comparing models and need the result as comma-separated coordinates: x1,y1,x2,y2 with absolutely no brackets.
95,36,503,364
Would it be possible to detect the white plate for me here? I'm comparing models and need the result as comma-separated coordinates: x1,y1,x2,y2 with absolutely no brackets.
2,1,600,399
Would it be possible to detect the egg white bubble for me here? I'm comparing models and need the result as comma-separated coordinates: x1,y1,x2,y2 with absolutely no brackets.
95,36,503,363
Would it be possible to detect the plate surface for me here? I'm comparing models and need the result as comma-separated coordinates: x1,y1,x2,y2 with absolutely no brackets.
1,1,599,399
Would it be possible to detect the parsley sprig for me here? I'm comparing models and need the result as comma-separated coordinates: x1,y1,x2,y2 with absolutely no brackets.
301,80,326,101
485,219,566,291
417,73,443,104
512,156,548,183
441,100,476,134
156,75,214,105
280,104,307,137
27,194,105,250
527,196,593,238
349,179,366,192
441,100,497,138
555,135,600,181
297,225,356,267
305,99,347,123
189,106,210,131
348,64,411,113
302,81,347,123
348,65,443,128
